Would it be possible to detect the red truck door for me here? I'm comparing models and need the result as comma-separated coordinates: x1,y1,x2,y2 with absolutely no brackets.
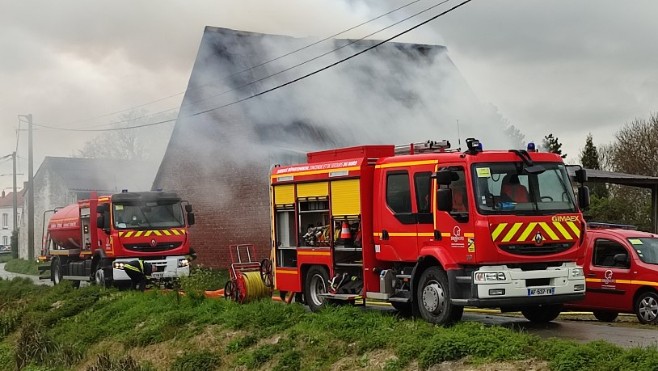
583,237,633,311
374,167,419,262
433,165,475,263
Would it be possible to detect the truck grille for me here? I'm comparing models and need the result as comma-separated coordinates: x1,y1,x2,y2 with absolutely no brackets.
124,242,182,252
500,242,573,256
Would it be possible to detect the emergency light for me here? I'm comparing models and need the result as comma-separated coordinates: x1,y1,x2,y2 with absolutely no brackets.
527,142,536,152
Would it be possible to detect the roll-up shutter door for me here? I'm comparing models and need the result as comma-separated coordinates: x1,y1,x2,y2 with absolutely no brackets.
297,182,328,198
331,179,361,216
274,184,294,205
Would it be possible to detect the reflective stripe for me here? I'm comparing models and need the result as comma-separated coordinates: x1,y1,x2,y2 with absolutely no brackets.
502,223,523,243
375,160,438,169
517,222,538,242
491,223,507,241
552,222,572,240
538,222,559,240
566,221,581,238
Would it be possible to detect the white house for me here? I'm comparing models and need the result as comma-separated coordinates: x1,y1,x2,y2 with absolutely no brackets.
0,188,24,247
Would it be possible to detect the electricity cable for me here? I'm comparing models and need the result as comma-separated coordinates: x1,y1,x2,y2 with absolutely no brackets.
32,0,473,132
46,0,425,130
191,0,472,116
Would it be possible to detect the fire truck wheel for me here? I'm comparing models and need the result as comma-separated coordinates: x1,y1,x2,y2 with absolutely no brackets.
305,266,329,312
521,304,562,323
416,266,463,325
94,266,109,288
592,310,618,322
635,291,658,324
391,302,413,317
51,258,62,285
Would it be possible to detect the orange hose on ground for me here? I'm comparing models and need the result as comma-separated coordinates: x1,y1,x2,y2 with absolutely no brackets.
204,288,225,298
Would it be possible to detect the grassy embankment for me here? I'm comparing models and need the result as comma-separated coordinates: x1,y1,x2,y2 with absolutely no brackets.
2,258,39,275
0,268,656,371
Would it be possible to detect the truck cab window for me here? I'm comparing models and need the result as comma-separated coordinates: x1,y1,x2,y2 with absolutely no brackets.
386,172,411,213
414,172,431,213
593,239,630,268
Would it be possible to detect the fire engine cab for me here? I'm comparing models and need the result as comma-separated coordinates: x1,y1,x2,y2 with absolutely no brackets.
269,139,589,324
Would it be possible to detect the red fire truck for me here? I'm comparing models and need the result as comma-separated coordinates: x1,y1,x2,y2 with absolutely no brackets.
269,139,589,324
40,191,195,287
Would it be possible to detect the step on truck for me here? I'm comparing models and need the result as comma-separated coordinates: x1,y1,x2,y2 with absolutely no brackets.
39,190,195,288
268,139,590,324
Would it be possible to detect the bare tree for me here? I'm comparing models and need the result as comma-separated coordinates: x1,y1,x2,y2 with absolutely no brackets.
77,109,177,161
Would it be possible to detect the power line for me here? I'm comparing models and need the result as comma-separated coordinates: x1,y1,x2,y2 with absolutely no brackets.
45,0,426,130
192,0,473,116
31,0,473,133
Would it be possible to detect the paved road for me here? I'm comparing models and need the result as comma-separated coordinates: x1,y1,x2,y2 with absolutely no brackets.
0,262,51,286
463,312,658,348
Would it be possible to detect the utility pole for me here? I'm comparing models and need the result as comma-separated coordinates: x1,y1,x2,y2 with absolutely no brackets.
26,114,34,261
12,152,17,233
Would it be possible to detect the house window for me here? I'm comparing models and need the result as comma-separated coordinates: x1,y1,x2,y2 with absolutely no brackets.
2,236,7,245
2,213,7,229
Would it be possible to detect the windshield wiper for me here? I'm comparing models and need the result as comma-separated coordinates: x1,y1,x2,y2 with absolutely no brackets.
509,150,545,174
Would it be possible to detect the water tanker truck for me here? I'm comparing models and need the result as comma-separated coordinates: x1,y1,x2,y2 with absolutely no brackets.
40,191,195,287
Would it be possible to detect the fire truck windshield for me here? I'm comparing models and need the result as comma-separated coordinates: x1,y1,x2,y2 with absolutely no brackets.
472,162,577,215
113,201,185,229
629,238,658,265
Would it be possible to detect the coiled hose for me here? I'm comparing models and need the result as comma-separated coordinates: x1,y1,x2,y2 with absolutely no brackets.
240,271,271,302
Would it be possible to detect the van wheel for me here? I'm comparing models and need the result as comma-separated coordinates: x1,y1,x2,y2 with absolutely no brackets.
416,266,463,325
521,304,562,323
593,310,618,322
635,291,658,324
51,258,62,285
304,266,329,312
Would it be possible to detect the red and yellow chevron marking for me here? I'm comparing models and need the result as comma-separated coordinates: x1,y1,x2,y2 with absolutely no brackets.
118,228,187,238
490,221,580,244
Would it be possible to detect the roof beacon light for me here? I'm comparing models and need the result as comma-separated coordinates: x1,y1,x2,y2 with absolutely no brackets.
465,138,482,154
122,189,128,193
527,142,536,152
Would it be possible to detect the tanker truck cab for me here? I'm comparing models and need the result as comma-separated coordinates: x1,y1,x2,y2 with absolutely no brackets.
108,191,192,284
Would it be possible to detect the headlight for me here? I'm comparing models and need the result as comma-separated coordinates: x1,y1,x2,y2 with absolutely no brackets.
474,272,506,283
113,262,125,270
178,258,189,268
570,267,584,278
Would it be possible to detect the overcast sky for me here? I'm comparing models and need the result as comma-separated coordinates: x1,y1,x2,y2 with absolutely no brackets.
1,0,657,193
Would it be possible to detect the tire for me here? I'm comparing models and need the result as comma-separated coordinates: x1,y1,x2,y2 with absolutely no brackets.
391,301,413,317
521,304,562,323
51,258,62,285
593,310,618,322
304,266,329,312
635,291,658,324
416,266,463,325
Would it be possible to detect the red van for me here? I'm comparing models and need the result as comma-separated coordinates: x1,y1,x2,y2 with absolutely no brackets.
564,224,658,324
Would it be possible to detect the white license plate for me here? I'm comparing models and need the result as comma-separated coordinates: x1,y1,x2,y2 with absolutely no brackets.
527,287,555,296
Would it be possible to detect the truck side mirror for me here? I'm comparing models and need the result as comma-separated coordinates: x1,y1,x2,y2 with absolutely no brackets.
575,168,588,184
96,215,105,229
578,186,590,210
434,171,458,186
185,204,193,213
437,188,453,212
187,212,195,226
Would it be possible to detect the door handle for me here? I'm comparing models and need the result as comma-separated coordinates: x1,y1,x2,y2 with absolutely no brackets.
586,273,596,277
381,230,389,240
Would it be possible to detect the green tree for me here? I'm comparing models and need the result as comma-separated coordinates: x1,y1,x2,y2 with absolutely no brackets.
542,134,566,158
579,134,608,198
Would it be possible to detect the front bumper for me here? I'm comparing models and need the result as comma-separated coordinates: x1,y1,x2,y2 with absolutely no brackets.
457,262,586,308
112,255,190,281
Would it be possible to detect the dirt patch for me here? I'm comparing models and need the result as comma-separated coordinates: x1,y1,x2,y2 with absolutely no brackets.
427,358,549,371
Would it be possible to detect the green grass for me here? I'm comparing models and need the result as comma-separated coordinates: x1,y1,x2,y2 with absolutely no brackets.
0,277,656,370
0,255,13,263
3,258,40,275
